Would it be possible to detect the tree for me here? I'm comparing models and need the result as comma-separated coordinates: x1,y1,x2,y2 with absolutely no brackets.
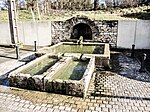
94,0,98,10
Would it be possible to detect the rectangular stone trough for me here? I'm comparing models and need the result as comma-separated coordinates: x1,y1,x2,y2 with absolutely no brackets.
8,54,95,98
44,56,95,97
39,42,110,68
8,53,60,90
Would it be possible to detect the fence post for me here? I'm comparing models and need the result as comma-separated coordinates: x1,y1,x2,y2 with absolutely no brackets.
15,45,20,59
34,41,37,52
131,44,135,58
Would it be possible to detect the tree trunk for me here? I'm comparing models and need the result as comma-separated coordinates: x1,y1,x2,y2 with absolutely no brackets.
94,0,97,10
31,8,35,22
37,0,41,20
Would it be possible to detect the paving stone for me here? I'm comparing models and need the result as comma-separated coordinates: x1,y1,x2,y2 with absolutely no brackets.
65,107,71,111
53,109,61,112
29,104,35,109
89,107,95,111
46,108,54,112
78,108,84,112
53,106,59,109
144,107,150,111
34,106,42,111
40,106,48,111
13,102,19,106
59,106,65,110
60,110,66,112
131,106,139,110
85,110,92,112
71,108,78,112
82,105,88,109
46,104,53,108
41,103,47,107
95,107,101,111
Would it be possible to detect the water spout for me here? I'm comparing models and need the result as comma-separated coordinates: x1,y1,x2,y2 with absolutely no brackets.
77,36,83,45
79,54,84,60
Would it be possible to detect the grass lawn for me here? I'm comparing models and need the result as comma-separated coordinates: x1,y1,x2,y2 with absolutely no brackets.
0,5,150,22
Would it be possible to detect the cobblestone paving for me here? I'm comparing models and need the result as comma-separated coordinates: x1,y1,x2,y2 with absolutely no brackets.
0,52,150,112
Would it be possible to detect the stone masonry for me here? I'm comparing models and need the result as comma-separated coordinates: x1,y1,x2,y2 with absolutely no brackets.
51,16,118,46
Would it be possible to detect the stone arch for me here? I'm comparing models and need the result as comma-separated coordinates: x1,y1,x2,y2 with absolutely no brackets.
64,16,99,40
71,23,92,40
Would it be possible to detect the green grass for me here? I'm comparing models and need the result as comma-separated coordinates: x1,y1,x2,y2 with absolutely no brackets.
0,10,9,22
0,5,150,22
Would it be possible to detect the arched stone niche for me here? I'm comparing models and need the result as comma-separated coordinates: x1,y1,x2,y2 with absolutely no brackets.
65,16,99,41
51,16,118,46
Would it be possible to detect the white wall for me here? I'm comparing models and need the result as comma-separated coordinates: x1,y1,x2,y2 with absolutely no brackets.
117,20,150,49
0,22,11,45
135,21,150,49
0,21,51,46
18,21,51,46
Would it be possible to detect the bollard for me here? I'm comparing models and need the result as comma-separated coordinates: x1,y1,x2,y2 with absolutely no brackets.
139,53,146,73
131,44,135,58
15,45,20,59
34,41,37,52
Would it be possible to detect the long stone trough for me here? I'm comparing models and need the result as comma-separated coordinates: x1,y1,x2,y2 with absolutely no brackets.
8,53,60,89
8,54,95,97
39,42,110,68
8,42,110,97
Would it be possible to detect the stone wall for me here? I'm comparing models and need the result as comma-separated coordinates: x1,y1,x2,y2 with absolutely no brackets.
94,20,118,46
51,16,118,46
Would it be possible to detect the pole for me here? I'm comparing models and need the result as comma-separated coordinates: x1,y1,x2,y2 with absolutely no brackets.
131,44,135,58
34,41,37,52
16,45,20,59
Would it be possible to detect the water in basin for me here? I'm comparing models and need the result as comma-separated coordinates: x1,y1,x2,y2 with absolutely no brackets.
21,57,58,76
51,44,104,54
51,59,89,80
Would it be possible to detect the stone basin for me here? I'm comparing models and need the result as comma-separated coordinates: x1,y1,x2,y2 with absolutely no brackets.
8,54,95,97
8,42,110,97
44,55,95,97
39,42,110,68
8,54,59,89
